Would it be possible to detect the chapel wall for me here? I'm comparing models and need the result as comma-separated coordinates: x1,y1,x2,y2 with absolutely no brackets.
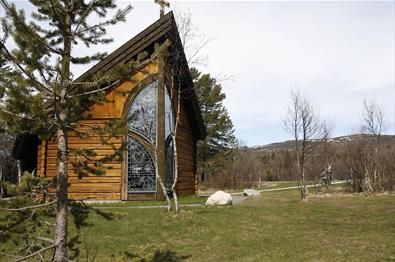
176,101,198,196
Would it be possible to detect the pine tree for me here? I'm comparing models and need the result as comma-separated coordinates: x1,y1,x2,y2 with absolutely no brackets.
190,68,236,182
0,1,143,260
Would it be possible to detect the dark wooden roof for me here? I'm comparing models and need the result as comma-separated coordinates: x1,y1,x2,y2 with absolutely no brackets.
76,11,206,140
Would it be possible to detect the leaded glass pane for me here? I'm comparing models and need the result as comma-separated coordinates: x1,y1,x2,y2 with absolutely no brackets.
165,135,174,189
127,136,156,193
165,88,174,139
128,81,157,143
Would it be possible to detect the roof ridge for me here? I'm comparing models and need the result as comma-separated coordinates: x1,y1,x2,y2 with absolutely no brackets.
75,11,175,82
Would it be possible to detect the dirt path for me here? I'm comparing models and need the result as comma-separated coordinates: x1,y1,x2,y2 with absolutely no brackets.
92,181,349,209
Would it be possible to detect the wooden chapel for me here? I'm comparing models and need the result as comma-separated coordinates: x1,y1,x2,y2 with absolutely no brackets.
12,11,206,201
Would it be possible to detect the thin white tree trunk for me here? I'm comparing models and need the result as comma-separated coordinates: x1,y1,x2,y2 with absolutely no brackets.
363,168,374,195
154,150,171,211
17,160,22,185
170,86,181,213
299,135,309,200
300,169,309,199
171,133,179,213
0,166,3,198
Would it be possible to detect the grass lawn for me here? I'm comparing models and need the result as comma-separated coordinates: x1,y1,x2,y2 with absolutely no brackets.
1,190,394,261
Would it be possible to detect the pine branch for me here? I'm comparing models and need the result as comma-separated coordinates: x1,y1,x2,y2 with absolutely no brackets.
69,56,156,98
67,79,120,98
0,108,35,120
0,42,52,95
75,6,131,36
1,0,64,57
71,0,98,39
48,0,64,29
12,244,57,262
0,200,56,211
0,252,21,259
37,237,54,244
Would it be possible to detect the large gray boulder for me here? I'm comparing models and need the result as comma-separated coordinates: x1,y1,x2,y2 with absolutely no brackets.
206,191,233,206
243,189,261,197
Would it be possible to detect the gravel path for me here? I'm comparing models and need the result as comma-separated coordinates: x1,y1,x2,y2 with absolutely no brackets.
91,181,349,209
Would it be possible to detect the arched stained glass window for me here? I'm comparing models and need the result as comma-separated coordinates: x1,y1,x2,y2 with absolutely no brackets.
127,136,156,193
128,81,157,143
127,81,175,194
127,81,157,193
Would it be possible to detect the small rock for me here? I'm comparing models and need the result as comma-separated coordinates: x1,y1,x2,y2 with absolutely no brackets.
206,191,233,206
243,189,261,197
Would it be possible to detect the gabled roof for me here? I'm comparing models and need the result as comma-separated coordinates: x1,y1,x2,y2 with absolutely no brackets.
76,11,206,140
13,12,206,161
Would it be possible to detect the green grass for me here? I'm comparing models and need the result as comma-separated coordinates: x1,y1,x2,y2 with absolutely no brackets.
1,191,394,262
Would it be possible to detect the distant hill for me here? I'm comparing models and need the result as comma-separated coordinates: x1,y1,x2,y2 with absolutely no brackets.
250,134,395,152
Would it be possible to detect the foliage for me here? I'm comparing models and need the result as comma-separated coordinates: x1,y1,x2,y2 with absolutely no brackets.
0,174,54,251
190,68,236,184
0,173,118,260
0,0,143,259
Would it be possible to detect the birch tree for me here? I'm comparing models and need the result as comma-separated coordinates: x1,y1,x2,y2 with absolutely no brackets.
360,99,386,193
284,90,327,200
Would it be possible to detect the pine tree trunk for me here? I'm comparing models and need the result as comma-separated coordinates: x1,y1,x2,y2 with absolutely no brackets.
54,87,69,261
54,125,68,261
54,1,71,259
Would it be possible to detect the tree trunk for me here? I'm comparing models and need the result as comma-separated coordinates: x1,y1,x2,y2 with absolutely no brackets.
299,147,308,200
54,1,71,259
17,160,22,185
170,80,182,213
300,169,308,200
54,110,69,262
0,166,3,198
154,149,171,211
171,133,179,213
363,168,374,195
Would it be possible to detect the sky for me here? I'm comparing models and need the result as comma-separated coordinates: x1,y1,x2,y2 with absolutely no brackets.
3,0,395,146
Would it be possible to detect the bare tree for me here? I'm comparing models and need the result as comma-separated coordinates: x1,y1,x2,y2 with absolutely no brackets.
360,98,386,194
283,90,327,200
175,11,214,67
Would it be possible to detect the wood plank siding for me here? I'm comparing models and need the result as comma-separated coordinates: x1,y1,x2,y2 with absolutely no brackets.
36,62,198,200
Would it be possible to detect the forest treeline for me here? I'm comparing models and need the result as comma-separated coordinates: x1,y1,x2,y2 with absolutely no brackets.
204,134,395,192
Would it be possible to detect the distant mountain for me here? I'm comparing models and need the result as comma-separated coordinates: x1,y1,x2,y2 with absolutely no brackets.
251,134,395,152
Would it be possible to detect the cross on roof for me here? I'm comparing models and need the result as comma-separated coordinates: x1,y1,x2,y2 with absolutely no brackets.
154,0,170,18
